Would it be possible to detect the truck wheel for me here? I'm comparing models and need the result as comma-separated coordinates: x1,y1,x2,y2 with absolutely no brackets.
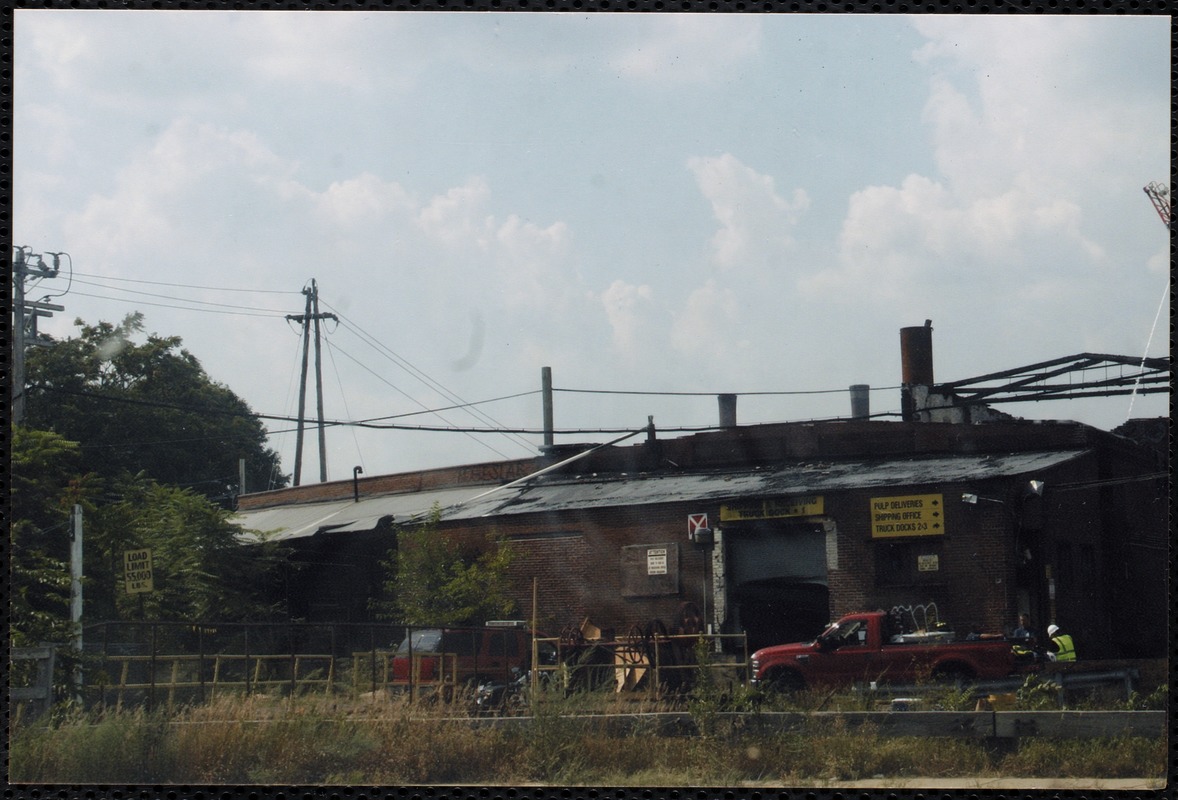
765,668,805,693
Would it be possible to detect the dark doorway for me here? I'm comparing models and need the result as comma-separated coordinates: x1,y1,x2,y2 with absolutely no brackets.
724,521,829,652
734,579,830,652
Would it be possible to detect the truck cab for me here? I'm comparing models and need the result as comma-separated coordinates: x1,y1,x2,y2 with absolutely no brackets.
751,611,1025,691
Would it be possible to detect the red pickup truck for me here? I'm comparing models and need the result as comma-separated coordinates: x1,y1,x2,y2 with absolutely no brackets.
750,611,1033,691
391,622,555,689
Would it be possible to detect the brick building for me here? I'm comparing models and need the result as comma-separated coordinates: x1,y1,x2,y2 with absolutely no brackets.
234,414,1168,659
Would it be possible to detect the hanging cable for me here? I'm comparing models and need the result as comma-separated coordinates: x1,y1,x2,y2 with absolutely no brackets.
321,300,536,455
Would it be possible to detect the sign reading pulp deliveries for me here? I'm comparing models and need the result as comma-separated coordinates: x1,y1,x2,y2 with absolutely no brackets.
124,548,155,594
719,495,824,522
870,494,945,538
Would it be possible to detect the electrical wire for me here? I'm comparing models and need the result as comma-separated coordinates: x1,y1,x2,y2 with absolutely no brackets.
66,290,291,318
68,278,295,314
320,300,537,455
554,385,903,397
324,335,366,473
58,270,304,294
325,338,513,460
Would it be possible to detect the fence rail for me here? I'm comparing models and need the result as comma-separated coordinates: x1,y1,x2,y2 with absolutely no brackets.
20,621,1161,719
463,709,1167,741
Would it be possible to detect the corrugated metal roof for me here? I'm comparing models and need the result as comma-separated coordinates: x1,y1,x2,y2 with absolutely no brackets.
234,450,1087,541
441,449,1087,520
234,486,479,542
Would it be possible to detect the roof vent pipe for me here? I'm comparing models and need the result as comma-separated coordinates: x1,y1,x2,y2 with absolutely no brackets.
541,366,554,449
718,394,737,429
849,384,870,419
900,320,934,422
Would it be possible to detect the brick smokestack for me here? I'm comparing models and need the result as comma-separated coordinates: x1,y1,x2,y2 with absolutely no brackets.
900,320,934,422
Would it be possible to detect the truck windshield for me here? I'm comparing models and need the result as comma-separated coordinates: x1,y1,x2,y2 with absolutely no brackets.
396,629,443,654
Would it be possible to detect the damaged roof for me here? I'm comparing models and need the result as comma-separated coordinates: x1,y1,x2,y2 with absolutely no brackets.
234,449,1086,544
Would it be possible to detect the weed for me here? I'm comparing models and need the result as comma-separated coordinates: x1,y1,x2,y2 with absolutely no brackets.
1015,673,1061,710
6,687,1165,785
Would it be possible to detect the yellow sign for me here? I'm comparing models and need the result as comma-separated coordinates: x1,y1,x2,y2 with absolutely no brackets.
124,548,155,594
720,495,824,522
870,494,945,538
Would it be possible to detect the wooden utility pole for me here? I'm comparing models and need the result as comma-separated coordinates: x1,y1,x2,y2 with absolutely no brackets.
285,280,337,485
11,247,65,426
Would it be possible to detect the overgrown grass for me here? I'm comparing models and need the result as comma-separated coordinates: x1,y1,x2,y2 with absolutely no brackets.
8,684,1166,785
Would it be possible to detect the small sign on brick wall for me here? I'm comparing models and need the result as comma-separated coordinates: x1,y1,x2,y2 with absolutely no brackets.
620,543,679,596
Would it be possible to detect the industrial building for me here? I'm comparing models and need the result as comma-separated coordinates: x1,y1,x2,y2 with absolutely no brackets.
233,325,1169,659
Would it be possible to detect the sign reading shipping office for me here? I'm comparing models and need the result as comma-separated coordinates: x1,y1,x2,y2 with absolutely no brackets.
870,494,945,538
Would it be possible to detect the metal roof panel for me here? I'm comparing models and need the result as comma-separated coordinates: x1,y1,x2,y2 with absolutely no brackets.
235,450,1088,538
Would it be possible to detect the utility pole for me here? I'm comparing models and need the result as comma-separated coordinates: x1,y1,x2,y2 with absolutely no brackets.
10,247,65,426
71,503,84,704
284,280,337,485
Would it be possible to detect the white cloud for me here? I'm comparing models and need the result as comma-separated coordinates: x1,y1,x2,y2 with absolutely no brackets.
315,174,416,229
416,177,574,310
612,15,762,83
687,153,809,273
670,279,741,365
600,279,656,356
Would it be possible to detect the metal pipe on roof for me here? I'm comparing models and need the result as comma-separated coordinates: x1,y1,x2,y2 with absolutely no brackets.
718,394,737,429
541,366,554,449
850,385,870,419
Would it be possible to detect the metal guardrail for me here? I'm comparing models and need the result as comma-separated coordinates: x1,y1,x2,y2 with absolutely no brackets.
462,709,1167,741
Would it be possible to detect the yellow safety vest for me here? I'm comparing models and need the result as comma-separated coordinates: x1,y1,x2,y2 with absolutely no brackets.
1051,633,1076,662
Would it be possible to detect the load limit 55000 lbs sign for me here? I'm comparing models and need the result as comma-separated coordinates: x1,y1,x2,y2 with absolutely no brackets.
124,548,154,594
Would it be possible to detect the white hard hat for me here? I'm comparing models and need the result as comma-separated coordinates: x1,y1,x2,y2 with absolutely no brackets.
1047,624,1060,636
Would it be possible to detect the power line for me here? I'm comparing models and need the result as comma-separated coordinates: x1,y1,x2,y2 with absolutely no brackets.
551,384,899,398
321,301,537,455
67,290,290,318
59,271,305,294
31,383,742,436
68,277,296,313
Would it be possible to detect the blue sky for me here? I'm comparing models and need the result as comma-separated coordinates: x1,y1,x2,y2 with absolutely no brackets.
15,12,1171,486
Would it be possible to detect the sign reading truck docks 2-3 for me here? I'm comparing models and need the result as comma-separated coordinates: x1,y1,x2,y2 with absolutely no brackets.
870,493,944,538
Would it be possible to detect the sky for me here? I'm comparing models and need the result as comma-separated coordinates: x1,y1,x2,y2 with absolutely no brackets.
14,12,1171,489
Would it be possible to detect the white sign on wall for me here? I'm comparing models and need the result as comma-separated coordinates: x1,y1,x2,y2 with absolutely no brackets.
647,547,668,575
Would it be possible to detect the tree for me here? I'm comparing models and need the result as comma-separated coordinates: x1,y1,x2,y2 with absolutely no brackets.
374,506,516,626
24,313,287,500
87,477,290,624
10,428,291,637
9,428,99,646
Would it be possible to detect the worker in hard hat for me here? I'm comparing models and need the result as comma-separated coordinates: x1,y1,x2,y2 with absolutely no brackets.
1045,624,1076,662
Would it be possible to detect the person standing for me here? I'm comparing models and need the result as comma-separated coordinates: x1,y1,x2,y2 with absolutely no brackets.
1046,624,1076,662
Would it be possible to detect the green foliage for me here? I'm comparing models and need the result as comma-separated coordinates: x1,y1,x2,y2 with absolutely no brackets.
87,477,289,623
373,505,516,626
1016,673,1062,710
25,313,286,498
11,423,288,641
9,428,97,646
